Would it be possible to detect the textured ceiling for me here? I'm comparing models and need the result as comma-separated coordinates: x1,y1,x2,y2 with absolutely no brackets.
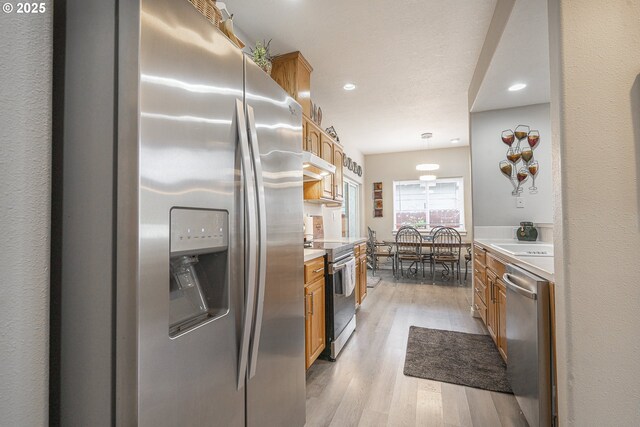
472,0,550,112
228,0,497,154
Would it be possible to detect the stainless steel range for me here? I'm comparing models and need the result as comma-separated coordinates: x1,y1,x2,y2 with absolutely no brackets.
312,242,357,361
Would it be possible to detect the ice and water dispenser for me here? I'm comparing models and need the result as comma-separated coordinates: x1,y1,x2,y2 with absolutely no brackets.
169,208,229,337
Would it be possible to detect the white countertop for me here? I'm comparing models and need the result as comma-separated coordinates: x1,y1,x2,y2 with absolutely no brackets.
304,249,326,262
314,237,367,245
474,238,555,282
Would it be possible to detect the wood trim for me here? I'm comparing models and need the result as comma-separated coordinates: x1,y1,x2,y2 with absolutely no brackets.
549,282,558,423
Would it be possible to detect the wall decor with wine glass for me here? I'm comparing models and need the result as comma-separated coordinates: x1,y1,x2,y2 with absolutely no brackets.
373,182,383,217
499,124,540,196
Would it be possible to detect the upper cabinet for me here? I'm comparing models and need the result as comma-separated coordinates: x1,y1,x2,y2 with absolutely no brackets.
303,138,344,203
333,145,344,202
320,133,334,199
271,51,312,117
305,116,321,157
271,50,344,204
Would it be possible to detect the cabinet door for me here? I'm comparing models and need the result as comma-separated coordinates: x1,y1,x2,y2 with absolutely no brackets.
359,257,367,303
486,273,498,343
304,288,313,368
302,118,308,151
320,135,334,199
497,282,507,361
333,145,344,201
305,278,325,368
355,258,361,306
306,118,321,156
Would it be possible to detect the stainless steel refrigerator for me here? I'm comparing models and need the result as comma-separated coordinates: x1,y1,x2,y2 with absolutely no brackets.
51,1,305,425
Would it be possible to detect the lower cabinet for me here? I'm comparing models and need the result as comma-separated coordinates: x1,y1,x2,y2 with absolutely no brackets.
355,242,367,306
304,276,325,369
486,270,499,343
496,280,507,360
473,244,508,362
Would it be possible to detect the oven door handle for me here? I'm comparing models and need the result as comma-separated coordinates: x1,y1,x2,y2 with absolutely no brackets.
330,257,354,274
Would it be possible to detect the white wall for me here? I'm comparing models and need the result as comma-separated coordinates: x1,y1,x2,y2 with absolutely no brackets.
471,103,553,226
364,146,472,242
549,0,640,425
0,9,52,426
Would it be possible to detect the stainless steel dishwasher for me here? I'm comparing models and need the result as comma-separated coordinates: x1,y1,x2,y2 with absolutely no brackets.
503,264,552,427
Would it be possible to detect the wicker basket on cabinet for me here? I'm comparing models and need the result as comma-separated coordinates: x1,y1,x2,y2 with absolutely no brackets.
188,0,222,28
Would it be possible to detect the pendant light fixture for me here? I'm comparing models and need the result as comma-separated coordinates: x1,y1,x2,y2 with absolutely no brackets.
415,132,439,175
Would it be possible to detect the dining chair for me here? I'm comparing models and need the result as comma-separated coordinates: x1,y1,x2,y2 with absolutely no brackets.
430,227,462,283
420,225,443,273
366,227,395,276
464,246,472,281
395,226,423,278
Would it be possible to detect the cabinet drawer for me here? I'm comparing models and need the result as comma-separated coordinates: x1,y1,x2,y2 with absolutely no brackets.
304,256,325,284
486,252,506,279
473,260,486,285
474,276,487,304
473,244,486,265
474,291,487,324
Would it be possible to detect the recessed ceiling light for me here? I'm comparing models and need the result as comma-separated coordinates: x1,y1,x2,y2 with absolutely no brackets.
450,138,460,144
508,83,527,92
416,164,440,171
419,175,437,181
421,132,433,139
343,83,356,91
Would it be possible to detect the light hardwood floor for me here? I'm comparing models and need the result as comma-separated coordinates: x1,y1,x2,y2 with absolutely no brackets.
305,270,528,427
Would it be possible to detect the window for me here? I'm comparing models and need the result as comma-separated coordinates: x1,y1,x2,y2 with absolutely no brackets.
393,177,465,231
342,179,360,238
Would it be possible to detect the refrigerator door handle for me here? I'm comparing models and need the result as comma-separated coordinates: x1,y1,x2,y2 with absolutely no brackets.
236,99,258,390
246,105,268,379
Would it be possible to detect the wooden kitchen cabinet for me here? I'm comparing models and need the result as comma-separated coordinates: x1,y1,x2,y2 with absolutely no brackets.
333,144,344,202
304,116,321,156
304,256,325,284
486,269,498,344
358,256,367,304
270,51,313,117
302,118,307,151
475,247,508,362
271,50,343,205
303,136,345,204
320,134,334,199
355,242,367,306
304,276,325,369
473,260,487,324
473,245,489,324
304,255,326,369
496,279,508,361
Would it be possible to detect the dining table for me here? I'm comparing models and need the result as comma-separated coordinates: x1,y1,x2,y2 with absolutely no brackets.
382,239,472,280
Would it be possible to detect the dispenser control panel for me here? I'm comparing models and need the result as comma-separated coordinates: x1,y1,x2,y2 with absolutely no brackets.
170,208,228,255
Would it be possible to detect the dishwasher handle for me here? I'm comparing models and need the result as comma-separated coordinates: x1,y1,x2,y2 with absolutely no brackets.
503,273,538,300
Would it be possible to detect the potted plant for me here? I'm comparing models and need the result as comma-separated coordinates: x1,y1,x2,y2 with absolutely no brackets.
251,39,273,75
